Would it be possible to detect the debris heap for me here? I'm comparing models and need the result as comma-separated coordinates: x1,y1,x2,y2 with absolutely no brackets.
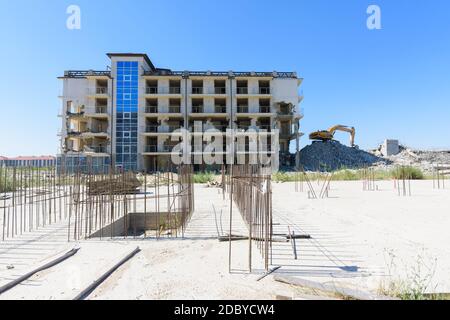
88,173,141,195
299,140,387,171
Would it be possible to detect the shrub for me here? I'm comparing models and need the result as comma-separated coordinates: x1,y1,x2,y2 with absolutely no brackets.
391,166,424,180
193,172,215,184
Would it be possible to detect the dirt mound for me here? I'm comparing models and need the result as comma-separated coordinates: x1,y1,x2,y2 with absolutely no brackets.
299,140,388,171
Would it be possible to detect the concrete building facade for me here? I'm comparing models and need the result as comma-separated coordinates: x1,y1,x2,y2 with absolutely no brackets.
0,156,56,167
58,53,303,172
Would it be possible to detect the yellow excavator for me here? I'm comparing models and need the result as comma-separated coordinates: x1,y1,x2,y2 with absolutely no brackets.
309,125,356,147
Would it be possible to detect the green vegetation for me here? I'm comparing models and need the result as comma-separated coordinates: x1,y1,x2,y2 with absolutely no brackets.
378,250,440,300
272,167,426,183
0,177,14,193
193,172,215,184
391,166,424,180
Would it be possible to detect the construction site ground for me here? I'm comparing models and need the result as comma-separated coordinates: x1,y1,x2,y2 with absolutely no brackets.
1,180,449,299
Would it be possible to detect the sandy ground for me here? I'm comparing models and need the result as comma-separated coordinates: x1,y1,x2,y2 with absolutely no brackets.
0,179,449,299
269,180,450,294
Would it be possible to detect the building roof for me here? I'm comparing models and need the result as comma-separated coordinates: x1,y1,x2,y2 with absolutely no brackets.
60,53,300,79
106,53,155,70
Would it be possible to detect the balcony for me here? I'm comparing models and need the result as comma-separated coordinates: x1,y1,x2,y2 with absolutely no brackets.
168,106,181,113
145,106,158,113
84,146,107,153
192,87,203,94
237,106,249,113
160,145,175,152
214,87,226,94
214,106,227,113
259,106,271,113
67,130,82,137
145,87,158,94
83,127,108,136
158,125,183,133
85,106,108,116
192,106,204,113
144,145,157,153
236,87,248,95
204,124,228,132
87,87,109,96
236,124,250,131
144,125,158,133
169,87,181,94
144,145,175,153
145,87,181,95
258,125,272,132
259,87,271,95
95,106,107,114
66,110,85,117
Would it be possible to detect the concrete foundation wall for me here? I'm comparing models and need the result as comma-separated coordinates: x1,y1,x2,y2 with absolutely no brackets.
89,211,185,238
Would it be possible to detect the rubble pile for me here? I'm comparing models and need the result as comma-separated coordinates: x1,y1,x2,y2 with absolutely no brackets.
299,140,388,171
383,148,450,172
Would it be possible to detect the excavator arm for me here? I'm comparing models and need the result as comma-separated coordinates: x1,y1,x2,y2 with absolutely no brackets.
327,125,355,147
309,125,356,147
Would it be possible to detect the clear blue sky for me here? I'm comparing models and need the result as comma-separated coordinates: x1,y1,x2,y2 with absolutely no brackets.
1,0,449,156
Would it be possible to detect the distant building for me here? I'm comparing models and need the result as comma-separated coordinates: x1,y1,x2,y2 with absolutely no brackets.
381,139,400,156
0,156,56,167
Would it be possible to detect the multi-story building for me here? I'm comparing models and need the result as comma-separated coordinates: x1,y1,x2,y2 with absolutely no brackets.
0,156,56,167
58,53,303,172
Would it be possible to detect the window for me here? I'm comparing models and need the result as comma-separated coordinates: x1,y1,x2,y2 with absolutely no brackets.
115,61,139,170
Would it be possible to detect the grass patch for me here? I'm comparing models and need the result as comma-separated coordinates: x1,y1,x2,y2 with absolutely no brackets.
390,166,424,180
272,167,427,182
193,172,215,184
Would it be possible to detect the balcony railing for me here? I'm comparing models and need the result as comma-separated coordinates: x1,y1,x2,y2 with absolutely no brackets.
169,87,181,94
145,106,158,113
85,146,107,153
146,145,180,153
259,87,271,94
237,106,248,113
67,130,82,136
192,106,204,113
192,87,203,94
258,125,272,131
158,125,183,133
215,106,226,113
87,87,108,95
259,106,271,113
144,145,157,153
145,125,158,133
204,124,228,132
145,87,158,94
95,106,107,113
168,106,181,113
236,125,250,131
88,127,108,134
236,87,248,94
145,87,181,94
280,130,292,136
66,111,84,117
214,87,226,94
